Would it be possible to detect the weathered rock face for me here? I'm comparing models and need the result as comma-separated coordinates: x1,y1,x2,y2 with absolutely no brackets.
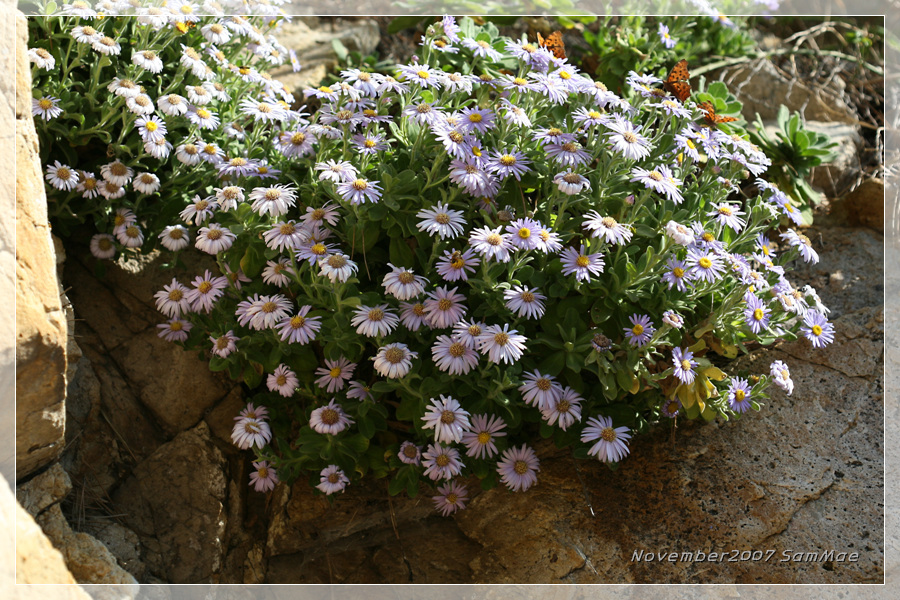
15,10,68,481
112,422,228,583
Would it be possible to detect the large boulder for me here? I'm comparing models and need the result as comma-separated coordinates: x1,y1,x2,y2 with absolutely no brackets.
14,10,68,481
112,422,228,583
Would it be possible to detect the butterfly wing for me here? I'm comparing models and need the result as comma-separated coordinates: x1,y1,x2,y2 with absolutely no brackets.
663,59,691,102
698,101,738,126
538,30,566,60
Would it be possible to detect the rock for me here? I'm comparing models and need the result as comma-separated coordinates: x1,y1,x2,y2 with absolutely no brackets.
113,422,227,583
113,326,234,435
266,475,434,558
36,504,139,589
268,18,381,95
0,13,15,480
3,470,88,593
728,59,856,124
204,386,247,447
805,122,862,198
81,521,146,582
830,178,885,233
787,227,883,320
15,9,68,481
16,463,72,518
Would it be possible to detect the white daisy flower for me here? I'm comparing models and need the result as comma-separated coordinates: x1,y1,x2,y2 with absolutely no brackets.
133,172,160,195
28,47,55,69
97,180,125,200
541,387,583,431
503,285,546,320
351,304,400,338
319,253,358,284
107,77,141,99
399,302,429,331
100,160,134,187
314,357,357,393
159,94,189,116
424,286,467,329
421,395,471,444
248,184,297,218
132,49,164,73
476,324,527,365
32,96,63,120
431,335,479,376
416,202,466,239
180,195,218,226
116,224,144,248
126,94,155,116
91,36,121,56
518,370,563,411
89,233,116,260
158,225,190,251
195,223,235,254
71,25,101,45
372,343,417,379
45,160,78,191
382,264,428,301
452,319,486,349
76,171,100,198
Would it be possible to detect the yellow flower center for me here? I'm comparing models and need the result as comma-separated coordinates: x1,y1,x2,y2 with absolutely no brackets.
168,289,183,301
198,281,212,294
170,321,183,331
448,343,466,358
735,389,746,401
290,315,306,329
753,308,764,321
368,308,384,321
632,324,644,335
699,257,712,269
600,427,617,442
575,255,590,268
812,325,823,336
493,332,509,346
327,254,347,268
206,229,223,241
514,460,528,475
673,267,685,278
384,347,405,364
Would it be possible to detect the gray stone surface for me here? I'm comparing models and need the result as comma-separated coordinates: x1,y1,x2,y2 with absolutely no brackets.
112,423,227,583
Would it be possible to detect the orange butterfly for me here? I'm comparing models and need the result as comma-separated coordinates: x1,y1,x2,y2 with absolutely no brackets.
663,59,692,103
698,101,738,127
536,30,566,60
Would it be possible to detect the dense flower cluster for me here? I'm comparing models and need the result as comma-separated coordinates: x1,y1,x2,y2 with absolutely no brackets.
35,11,831,516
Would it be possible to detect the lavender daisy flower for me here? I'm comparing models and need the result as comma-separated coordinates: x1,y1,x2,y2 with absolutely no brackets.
398,63,442,89
477,324,527,365
249,184,297,218
267,364,298,397
461,414,506,459
432,335,479,375
624,314,655,347
533,126,576,147
727,377,753,413
690,222,727,254
518,370,563,411
469,226,513,263
461,37,504,61
545,141,591,167
686,248,725,284
583,211,633,245
449,158,497,196
605,119,653,160
399,302,429,331
661,397,682,418
422,443,464,481
536,228,564,254
554,170,591,195
497,445,539,492
770,360,794,395
185,270,228,314
486,150,531,180
630,165,684,204
651,98,692,118
801,311,834,348
316,465,349,495
662,310,684,329
337,177,382,205
249,461,278,493
424,286,467,329
433,481,468,517
398,441,422,466
453,320,486,350
403,101,444,126
743,293,771,334
560,245,605,282
310,399,354,435
422,395,471,444
528,72,570,104
661,258,689,292
672,348,698,384
541,387,583,431
154,278,192,318
275,307,322,345
436,248,479,282
503,286,546,320
506,217,543,251
351,132,389,155
218,157,261,179
675,132,701,162
263,221,307,253
581,415,631,463
658,23,677,48
209,331,239,359
314,357,357,393
500,100,532,127
707,202,746,232
373,343,417,379
781,229,819,264
180,195,218,226
315,160,358,183
32,96,63,121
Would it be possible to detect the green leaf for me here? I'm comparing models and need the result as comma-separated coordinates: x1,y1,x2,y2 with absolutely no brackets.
387,16,425,34
331,39,348,62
